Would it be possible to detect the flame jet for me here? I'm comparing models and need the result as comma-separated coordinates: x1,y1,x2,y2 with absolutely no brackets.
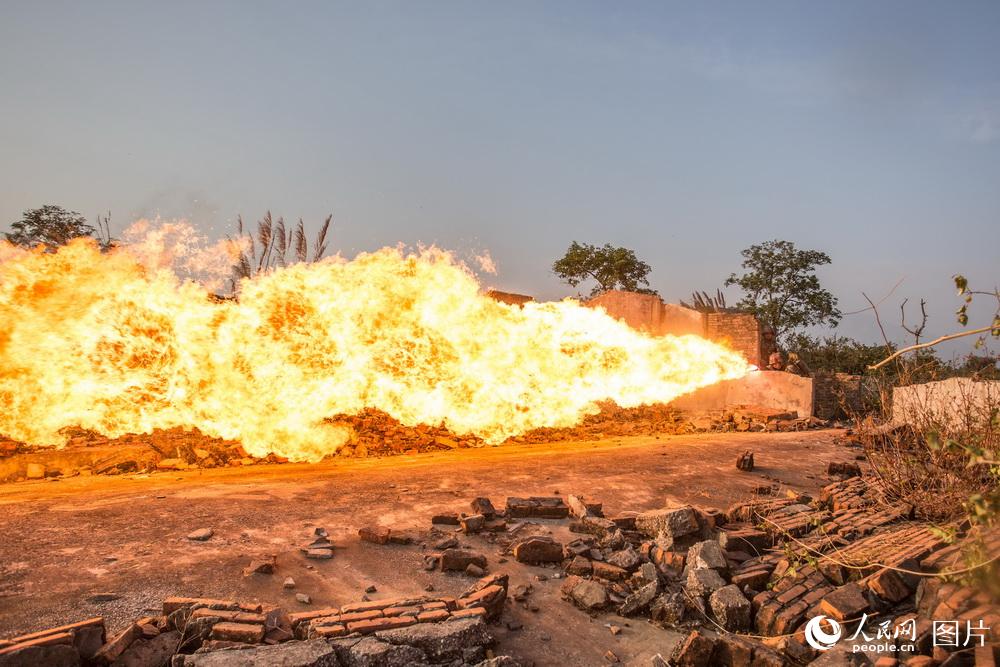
0,228,750,461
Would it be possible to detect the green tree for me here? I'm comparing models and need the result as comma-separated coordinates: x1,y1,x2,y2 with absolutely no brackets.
5,205,97,249
552,241,656,297
725,240,841,341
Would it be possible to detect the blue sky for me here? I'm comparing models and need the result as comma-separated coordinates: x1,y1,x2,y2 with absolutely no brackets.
1,1,998,355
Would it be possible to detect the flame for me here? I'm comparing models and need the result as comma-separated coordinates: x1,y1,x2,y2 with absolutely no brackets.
0,223,750,461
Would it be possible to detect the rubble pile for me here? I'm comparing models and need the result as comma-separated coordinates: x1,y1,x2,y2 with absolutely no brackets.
428,477,997,665
0,579,516,667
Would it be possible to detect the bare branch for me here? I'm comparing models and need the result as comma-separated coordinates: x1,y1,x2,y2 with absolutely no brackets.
869,326,995,370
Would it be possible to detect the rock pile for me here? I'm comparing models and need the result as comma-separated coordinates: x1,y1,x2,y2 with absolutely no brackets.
427,477,996,665
0,577,515,667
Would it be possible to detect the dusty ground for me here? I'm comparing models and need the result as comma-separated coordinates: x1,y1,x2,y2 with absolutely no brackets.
0,429,853,666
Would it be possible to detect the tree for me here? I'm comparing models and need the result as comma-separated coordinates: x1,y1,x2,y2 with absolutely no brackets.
725,240,840,341
552,241,656,297
5,205,98,249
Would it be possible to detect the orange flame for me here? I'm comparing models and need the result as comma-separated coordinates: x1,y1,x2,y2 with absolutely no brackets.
0,223,750,461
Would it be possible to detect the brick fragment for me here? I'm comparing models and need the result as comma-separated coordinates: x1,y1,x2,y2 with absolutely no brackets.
819,583,870,621
347,616,416,634
210,622,265,643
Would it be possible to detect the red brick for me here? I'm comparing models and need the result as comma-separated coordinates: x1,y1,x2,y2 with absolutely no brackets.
338,610,383,623
383,605,421,617
867,569,911,603
819,583,869,621
417,610,451,623
339,599,395,613
288,608,340,628
312,624,347,638
450,607,487,620
190,608,266,624
420,601,449,611
210,622,265,643
456,585,504,609
347,616,417,634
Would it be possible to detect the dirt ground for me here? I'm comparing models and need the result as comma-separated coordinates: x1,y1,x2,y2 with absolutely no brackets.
0,429,854,666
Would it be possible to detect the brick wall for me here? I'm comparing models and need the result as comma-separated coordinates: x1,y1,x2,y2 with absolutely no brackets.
704,312,764,367
813,372,863,419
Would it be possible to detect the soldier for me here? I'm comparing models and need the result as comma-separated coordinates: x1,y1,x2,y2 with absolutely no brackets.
785,352,812,377
767,351,786,371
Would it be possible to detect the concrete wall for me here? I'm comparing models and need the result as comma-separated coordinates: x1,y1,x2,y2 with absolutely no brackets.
669,371,814,418
892,378,1000,430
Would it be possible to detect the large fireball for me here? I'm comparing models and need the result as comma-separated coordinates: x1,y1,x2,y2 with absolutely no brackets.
0,224,750,461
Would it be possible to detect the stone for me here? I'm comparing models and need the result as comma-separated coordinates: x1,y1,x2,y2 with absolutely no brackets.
650,591,685,625
177,638,340,666
708,584,751,631
736,450,754,472
591,561,629,581
358,526,391,544
305,548,333,560
606,545,643,571
671,630,716,667
376,617,491,662
440,549,487,572
465,564,485,578
111,630,180,667
635,562,658,585
431,514,460,525
685,540,728,572
635,506,700,541
819,583,870,621
561,576,608,611
684,568,727,597
186,528,213,541
567,494,602,518
296,594,312,605
505,497,570,519
243,556,276,576
470,498,497,519
460,514,486,534
25,463,46,480
565,556,593,576
284,578,296,589
513,537,564,564
433,537,459,550
0,644,79,667
619,580,659,616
